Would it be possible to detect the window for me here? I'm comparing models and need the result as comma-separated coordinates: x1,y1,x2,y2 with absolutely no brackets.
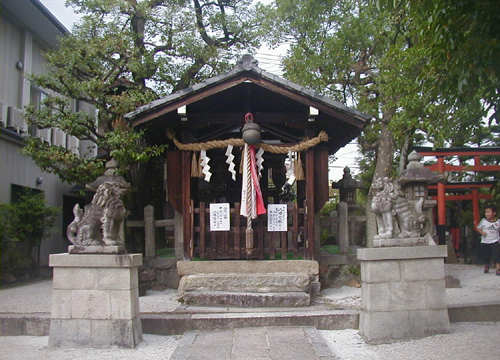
414,184,426,198
11,184,42,204
347,190,354,203
29,86,50,142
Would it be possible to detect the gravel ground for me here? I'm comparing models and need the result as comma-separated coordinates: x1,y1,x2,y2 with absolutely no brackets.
1,322,499,360
321,322,500,360
0,334,181,360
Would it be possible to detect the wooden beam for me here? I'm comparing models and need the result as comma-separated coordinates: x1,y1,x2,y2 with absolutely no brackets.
259,123,302,143
431,194,492,201
418,150,500,156
426,164,500,172
428,183,495,190
249,76,366,128
185,112,307,125
306,148,315,260
195,124,240,143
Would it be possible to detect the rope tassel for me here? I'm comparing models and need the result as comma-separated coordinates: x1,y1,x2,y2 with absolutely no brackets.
191,152,200,177
295,152,305,181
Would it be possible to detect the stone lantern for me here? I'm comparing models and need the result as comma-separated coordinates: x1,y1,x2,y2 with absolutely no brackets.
397,151,444,243
332,166,364,212
397,151,443,201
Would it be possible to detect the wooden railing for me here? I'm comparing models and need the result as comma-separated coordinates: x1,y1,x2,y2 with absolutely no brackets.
191,201,307,260
126,205,178,258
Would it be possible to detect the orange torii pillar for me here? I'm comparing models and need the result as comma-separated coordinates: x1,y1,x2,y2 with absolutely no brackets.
472,156,481,227
437,157,446,245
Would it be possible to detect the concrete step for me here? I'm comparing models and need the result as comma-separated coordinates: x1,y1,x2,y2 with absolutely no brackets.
141,309,359,335
182,291,310,308
178,273,311,295
1,302,499,336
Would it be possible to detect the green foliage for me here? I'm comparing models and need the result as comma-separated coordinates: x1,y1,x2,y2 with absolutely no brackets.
0,191,60,278
320,228,336,246
265,0,498,195
348,264,361,276
320,244,339,254
278,183,297,203
319,199,338,216
155,248,175,258
24,0,264,185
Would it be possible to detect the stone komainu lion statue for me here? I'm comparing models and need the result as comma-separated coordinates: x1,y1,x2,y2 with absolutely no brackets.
371,177,428,239
67,181,130,247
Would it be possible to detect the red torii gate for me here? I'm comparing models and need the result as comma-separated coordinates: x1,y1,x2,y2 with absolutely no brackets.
412,146,500,245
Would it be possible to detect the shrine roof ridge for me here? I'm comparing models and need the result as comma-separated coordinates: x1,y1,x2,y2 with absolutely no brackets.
124,54,372,124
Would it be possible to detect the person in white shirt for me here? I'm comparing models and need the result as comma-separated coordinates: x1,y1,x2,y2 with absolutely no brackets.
475,204,500,275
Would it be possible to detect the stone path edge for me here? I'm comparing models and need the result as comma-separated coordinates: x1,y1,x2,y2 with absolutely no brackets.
1,303,498,336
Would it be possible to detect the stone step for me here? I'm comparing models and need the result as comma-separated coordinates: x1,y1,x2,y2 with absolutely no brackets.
177,260,319,277
182,291,310,308
1,302,498,336
141,309,359,335
178,273,311,296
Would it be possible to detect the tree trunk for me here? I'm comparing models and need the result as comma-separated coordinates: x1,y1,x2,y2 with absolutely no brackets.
398,133,412,175
365,109,395,247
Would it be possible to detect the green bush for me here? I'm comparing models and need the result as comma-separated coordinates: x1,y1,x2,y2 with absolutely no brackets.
0,191,60,279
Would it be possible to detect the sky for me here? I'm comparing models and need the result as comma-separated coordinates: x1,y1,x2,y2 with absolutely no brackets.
38,0,361,182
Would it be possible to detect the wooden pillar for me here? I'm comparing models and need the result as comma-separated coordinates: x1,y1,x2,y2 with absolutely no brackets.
306,148,315,260
472,188,480,229
472,155,481,228
182,151,192,259
144,205,155,258
437,157,446,245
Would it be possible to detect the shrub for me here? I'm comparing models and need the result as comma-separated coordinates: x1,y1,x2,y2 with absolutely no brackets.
0,190,59,279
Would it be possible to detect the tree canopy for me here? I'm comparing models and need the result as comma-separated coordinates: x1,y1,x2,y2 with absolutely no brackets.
265,0,499,184
24,0,265,184
264,0,500,241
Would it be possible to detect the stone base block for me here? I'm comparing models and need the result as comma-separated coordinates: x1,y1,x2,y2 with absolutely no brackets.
373,237,428,248
49,253,143,348
358,246,450,342
68,245,126,254
49,318,142,348
182,291,311,307
359,309,450,342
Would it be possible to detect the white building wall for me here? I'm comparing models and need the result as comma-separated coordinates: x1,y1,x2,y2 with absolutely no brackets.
0,1,97,267
0,16,23,108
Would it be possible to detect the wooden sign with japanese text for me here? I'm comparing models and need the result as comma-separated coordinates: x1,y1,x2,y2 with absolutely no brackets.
267,204,287,231
210,203,230,231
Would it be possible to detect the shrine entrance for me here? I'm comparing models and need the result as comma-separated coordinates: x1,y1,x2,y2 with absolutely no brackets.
126,55,370,261
190,201,306,260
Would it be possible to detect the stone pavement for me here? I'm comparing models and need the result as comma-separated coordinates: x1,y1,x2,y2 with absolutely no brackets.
170,326,334,360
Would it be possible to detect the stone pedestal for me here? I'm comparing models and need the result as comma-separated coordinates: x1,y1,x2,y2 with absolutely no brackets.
49,253,143,348
357,246,450,342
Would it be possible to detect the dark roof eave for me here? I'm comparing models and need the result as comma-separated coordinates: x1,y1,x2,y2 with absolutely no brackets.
125,59,371,128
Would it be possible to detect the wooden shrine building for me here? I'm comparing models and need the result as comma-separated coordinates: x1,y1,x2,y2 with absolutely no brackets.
126,55,370,261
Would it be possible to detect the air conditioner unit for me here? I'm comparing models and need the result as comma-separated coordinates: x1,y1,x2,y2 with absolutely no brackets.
0,101,7,126
37,127,51,143
52,128,66,147
7,107,25,133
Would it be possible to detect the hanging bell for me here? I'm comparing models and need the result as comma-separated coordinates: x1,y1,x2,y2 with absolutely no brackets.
242,121,261,145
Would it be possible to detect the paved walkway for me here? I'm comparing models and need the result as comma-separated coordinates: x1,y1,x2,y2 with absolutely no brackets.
170,326,334,360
